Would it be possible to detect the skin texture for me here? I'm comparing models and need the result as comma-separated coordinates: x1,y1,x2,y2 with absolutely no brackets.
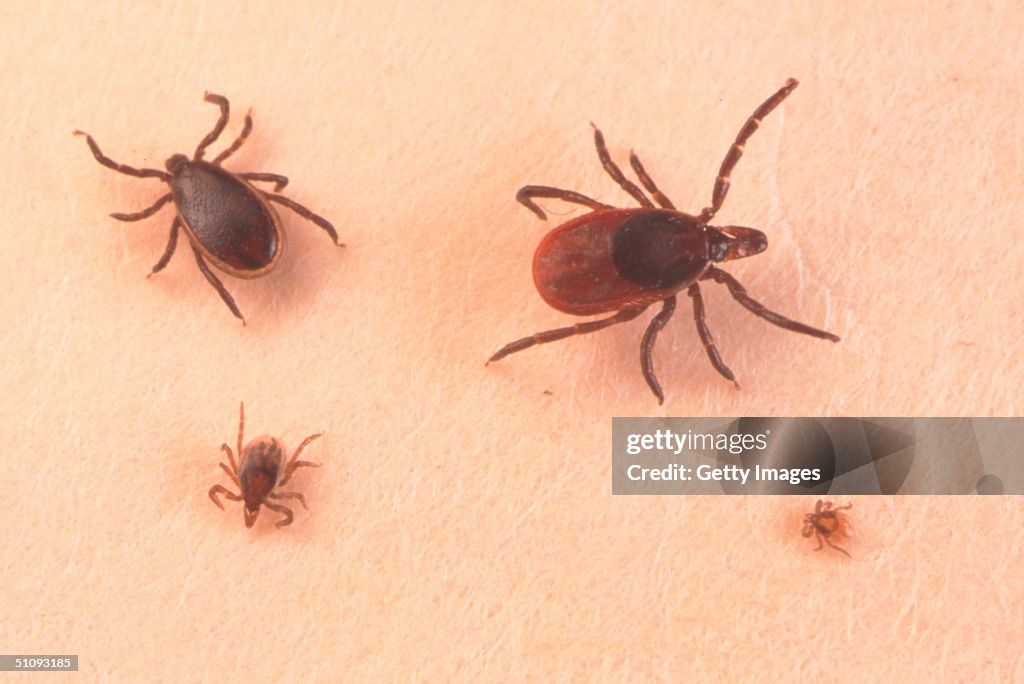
3,1,1023,681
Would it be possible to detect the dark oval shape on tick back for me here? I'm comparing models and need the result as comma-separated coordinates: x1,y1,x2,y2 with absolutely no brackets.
489,79,840,404
170,160,281,274
75,92,342,323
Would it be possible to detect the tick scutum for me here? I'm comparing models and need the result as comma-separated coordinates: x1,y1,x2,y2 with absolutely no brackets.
611,211,709,289
172,161,281,274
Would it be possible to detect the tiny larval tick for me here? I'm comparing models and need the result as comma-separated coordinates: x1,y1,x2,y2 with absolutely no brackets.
488,79,839,403
802,499,852,557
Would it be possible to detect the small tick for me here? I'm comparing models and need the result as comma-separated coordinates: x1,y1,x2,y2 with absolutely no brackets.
488,79,839,402
75,92,342,323
209,402,322,528
802,499,852,557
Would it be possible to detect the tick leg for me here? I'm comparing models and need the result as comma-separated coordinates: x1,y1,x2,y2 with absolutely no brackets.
269,491,308,510
212,109,253,165
515,185,610,220
823,537,852,558
279,461,320,488
221,442,239,477
639,296,678,404
147,218,180,277
591,124,654,208
687,283,739,388
291,432,323,463
703,266,841,342
263,500,295,528
218,462,240,487
209,484,242,510
264,194,342,246
236,402,246,459
111,193,173,222
488,306,648,364
239,172,289,191
190,243,245,324
279,432,323,486
699,78,799,223
628,152,675,209
195,92,231,160
73,131,170,180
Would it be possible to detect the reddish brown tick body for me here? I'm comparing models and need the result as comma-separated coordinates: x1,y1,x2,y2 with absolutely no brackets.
802,499,852,557
488,79,839,403
75,92,342,323
209,402,322,528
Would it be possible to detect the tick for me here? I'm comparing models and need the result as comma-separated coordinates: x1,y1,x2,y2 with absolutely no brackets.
209,402,322,528
488,79,839,403
802,499,852,557
74,92,342,323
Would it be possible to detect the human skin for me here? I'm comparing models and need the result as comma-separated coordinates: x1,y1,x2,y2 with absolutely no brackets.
2,0,1022,681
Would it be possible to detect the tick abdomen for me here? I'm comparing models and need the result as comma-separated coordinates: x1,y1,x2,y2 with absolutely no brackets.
533,208,707,315
172,162,280,272
239,436,285,508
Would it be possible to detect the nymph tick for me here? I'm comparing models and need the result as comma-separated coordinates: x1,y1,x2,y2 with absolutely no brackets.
209,402,322,528
488,79,839,402
75,92,342,323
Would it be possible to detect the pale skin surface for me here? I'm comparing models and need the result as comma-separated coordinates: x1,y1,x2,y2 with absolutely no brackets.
2,0,1023,681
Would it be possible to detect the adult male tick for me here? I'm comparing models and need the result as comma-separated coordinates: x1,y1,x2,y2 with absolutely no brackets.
75,92,342,323
488,79,840,403
209,402,322,529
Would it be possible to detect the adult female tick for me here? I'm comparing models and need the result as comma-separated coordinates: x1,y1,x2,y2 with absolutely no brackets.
209,402,322,528
488,79,839,403
75,92,342,323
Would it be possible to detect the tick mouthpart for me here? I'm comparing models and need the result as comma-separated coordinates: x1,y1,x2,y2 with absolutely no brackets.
165,153,190,174
244,507,260,528
708,225,768,262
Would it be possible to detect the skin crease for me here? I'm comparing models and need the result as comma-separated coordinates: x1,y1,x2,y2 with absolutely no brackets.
5,1,1022,681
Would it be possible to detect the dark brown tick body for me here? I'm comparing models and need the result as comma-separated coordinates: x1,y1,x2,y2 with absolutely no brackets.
802,499,852,558
488,79,840,403
75,92,342,323
209,402,322,528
